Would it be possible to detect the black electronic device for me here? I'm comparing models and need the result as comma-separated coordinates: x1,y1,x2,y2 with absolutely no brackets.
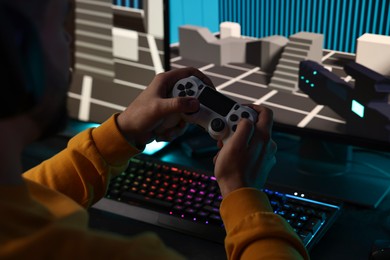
168,0,390,208
93,154,342,251
172,76,258,144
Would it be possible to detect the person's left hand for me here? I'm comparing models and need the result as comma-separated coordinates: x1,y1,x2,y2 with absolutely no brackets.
116,67,213,149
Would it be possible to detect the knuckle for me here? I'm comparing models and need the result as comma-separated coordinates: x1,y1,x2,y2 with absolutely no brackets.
262,106,274,117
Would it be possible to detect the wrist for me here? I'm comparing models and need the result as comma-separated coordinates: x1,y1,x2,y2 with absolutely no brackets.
115,113,147,150
216,177,247,198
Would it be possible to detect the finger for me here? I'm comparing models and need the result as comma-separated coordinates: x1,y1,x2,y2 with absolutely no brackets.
227,118,254,149
158,96,200,117
247,105,274,146
248,105,274,132
168,67,214,87
213,151,220,165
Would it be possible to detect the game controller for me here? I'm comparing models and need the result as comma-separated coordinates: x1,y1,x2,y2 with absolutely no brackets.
172,76,258,143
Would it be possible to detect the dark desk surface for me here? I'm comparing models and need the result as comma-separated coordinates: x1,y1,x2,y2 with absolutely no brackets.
22,133,390,260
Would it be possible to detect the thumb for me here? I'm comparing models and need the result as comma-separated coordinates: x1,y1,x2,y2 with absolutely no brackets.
160,97,200,116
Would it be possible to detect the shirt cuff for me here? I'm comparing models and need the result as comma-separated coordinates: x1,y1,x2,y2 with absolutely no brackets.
220,187,273,232
91,114,142,166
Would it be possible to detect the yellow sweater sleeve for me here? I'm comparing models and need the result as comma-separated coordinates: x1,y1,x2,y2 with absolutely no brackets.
220,188,310,260
1,114,185,259
23,114,139,208
0,180,185,260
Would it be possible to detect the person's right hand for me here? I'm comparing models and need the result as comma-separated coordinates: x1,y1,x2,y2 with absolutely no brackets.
213,105,277,197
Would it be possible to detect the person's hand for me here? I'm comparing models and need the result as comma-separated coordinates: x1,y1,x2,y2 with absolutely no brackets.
116,67,213,148
213,105,277,197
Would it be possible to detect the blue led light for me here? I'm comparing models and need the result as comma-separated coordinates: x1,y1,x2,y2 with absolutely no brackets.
333,0,341,51
310,83,314,87
313,71,318,75
339,1,346,51
306,79,310,84
351,99,365,118
372,1,379,33
286,194,340,209
300,76,305,80
379,0,386,34
143,140,169,155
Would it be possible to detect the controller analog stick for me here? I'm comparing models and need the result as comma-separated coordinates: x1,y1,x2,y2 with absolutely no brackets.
211,118,225,132
241,111,250,118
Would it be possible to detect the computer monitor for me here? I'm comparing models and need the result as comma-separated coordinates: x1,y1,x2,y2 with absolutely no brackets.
66,0,169,123
64,0,171,152
167,0,390,208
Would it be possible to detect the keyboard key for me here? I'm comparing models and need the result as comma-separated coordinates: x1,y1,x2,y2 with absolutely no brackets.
102,155,341,249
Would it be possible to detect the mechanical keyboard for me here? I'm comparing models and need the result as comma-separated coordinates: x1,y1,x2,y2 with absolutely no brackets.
93,154,342,250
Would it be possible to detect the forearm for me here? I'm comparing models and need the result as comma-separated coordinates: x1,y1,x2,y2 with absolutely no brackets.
23,114,141,207
220,188,309,260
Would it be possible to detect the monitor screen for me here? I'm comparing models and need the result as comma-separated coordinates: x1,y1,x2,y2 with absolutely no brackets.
64,0,390,206
167,0,390,207
168,0,390,151
64,0,170,153
67,0,169,124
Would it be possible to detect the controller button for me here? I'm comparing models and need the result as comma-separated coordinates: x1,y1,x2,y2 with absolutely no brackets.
232,125,237,132
177,84,185,90
229,114,239,122
186,90,195,96
198,84,204,90
241,111,250,118
185,82,193,89
211,118,225,132
179,91,187,97
234,105,240,110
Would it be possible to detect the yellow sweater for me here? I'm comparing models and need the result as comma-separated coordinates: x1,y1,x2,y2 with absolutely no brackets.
0,115,309,259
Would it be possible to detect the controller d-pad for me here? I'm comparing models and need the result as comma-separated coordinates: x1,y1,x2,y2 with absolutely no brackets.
177,84,185,91
185,82,193,89
241,111,250,118
178,91,186,97
211,118,225,132
229,114,239,122
234,105,240,110
232,125,237,132
186,89,195,96
198,84,204,90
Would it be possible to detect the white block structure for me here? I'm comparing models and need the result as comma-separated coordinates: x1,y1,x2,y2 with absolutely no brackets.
220,22,241,39
144,0,164,38
112,27,139,61
356,33,390,76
